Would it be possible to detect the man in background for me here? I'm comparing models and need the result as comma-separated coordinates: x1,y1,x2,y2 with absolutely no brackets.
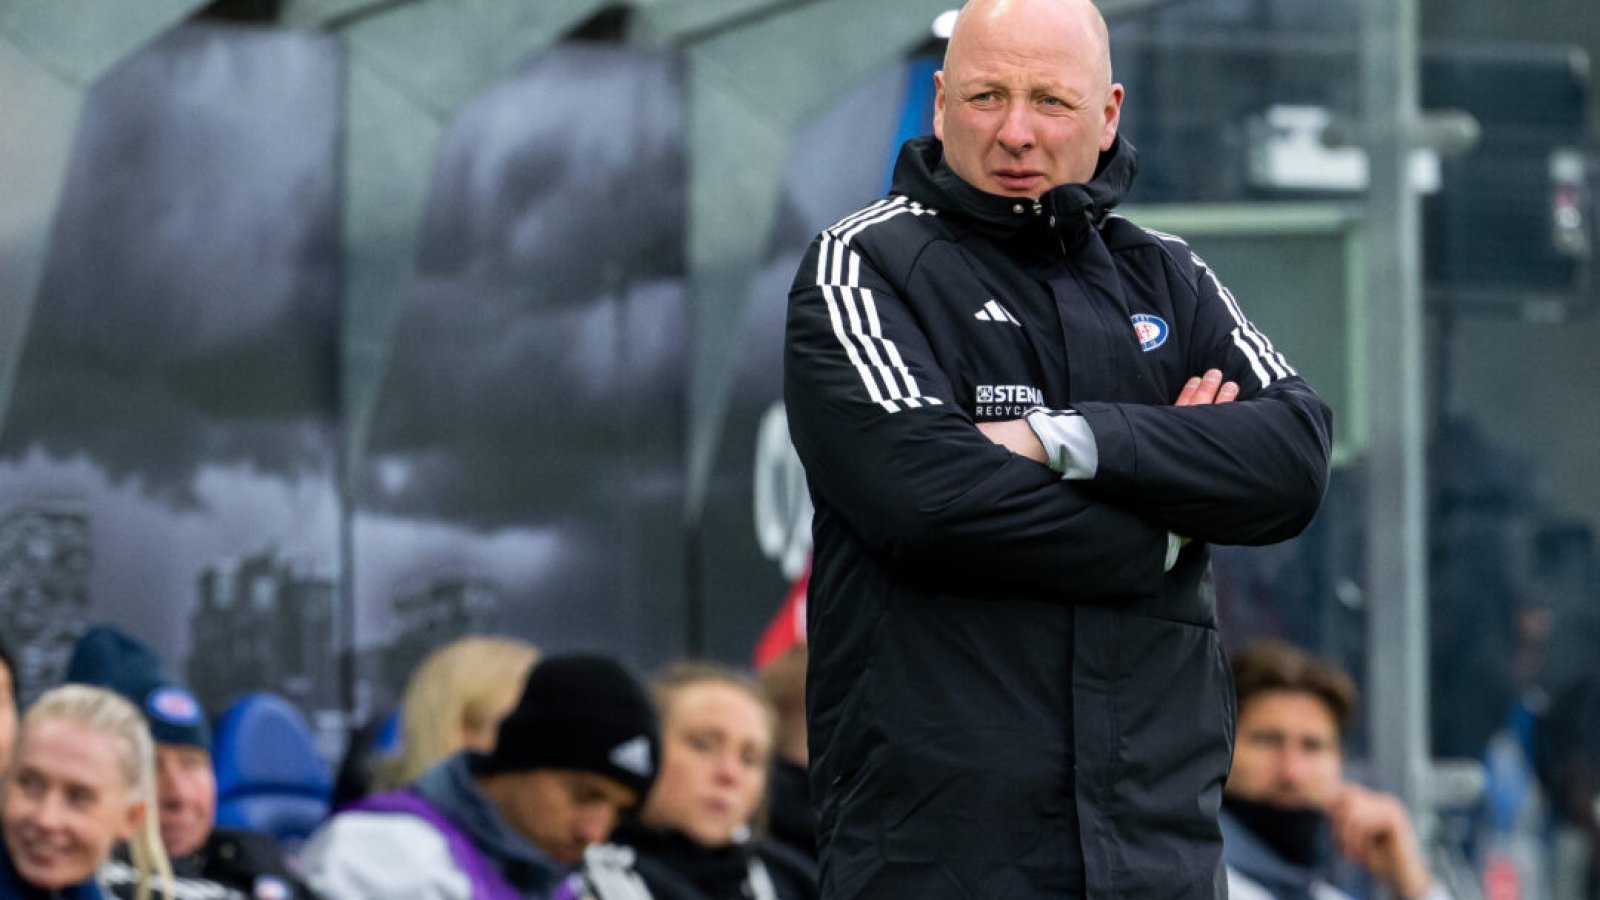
302,654,659,899
1224,640,1451,900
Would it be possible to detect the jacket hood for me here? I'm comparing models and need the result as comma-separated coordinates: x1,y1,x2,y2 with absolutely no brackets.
888,134,1139,252
416,754,565,893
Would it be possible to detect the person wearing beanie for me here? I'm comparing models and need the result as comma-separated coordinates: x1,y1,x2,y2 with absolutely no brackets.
301,653,661,900
64,626,309,900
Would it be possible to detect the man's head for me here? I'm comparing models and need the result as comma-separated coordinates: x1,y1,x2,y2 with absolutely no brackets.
1227,640,1358,810
934,0,1123,198
65,626,216,858
471,654,659,865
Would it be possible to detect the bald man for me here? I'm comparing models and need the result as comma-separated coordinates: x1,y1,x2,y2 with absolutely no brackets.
783,0,1332,896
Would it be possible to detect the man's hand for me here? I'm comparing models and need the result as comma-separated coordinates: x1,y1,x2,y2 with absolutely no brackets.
1327,783,1435,900
976,418,1048,463
1175,368,1239,406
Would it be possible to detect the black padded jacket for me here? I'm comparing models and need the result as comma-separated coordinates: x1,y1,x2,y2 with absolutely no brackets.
783,135,1332,899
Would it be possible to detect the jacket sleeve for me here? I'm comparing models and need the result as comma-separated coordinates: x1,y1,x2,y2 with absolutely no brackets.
1072,245,1333,546
784,231,1168,600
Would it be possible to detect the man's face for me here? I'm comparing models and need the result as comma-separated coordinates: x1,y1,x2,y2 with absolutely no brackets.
2,720,142,890
1227,690,1344,810
492,769,636,866
155,744,215,858
934,0,1123,199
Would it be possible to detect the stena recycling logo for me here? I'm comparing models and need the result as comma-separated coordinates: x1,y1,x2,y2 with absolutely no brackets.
610,735,654,777
1131,313,1169,352
146,687,203,725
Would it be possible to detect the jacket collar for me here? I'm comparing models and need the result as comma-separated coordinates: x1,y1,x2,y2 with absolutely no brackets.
889,134,1138,254
1219,809,1326,900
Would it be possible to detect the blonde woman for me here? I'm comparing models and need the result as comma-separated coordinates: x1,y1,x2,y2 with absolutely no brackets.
376,636,539,791
600,661,818,900
1,684,172,900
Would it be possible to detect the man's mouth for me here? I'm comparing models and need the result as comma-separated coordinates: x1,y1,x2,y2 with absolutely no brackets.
994,169,1043,189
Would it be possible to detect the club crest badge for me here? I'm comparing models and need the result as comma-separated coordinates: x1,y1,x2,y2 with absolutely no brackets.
147,687,203,725
1131,313,1169,352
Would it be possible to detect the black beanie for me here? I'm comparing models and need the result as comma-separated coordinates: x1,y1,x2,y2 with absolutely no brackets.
65,626,211,751
471,654,659,801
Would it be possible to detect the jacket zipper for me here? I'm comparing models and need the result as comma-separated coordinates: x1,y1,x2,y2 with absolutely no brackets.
1035,199,1069,257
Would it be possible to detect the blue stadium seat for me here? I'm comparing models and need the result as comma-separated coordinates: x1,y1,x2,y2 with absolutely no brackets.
212,692,333,845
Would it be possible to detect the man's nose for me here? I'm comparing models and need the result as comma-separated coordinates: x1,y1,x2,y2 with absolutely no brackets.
30,792,65,830
996,102,1035,154
575,807,618,846
1278,748,1318,791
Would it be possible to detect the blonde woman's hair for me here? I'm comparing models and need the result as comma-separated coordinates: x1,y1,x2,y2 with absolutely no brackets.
376,636,539,789
651,660,777,749
19,684,173,900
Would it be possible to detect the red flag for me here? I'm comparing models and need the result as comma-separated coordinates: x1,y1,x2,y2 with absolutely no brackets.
753,561,809,670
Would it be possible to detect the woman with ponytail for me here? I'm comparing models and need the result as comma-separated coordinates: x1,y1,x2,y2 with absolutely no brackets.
1,684,172,900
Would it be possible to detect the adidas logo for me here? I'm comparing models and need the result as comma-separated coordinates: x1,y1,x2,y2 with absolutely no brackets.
973,298,1021,326
609,735,653,777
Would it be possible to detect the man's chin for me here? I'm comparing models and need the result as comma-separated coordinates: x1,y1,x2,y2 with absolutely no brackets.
985,182,1043,199
1269,797,1324,813
161,828,208,859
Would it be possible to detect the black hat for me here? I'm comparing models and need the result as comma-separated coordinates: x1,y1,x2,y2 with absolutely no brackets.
65,626,211,751
471,655,659,801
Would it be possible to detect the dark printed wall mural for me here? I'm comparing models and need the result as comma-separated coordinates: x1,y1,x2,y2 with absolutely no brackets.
0,19,917,732
352,44,691,708
0,23,342,725
695,59,910,664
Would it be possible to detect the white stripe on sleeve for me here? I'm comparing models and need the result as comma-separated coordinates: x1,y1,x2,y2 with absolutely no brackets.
1196,252,1295,386
817,236,898,413
814,234,940,414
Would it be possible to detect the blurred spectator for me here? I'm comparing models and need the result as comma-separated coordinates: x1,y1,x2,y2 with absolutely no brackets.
1532,604,1600,899
64,626,308,899
330,710,401,811
757,644,814,864
301,654,658,899
1223,640,1450,900
0,635,17,775
376,636,541,793
2,684,172,900
600,660,817,900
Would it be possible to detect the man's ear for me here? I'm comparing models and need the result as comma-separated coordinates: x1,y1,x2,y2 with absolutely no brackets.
932,70,947,141
1100,83,1125,151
